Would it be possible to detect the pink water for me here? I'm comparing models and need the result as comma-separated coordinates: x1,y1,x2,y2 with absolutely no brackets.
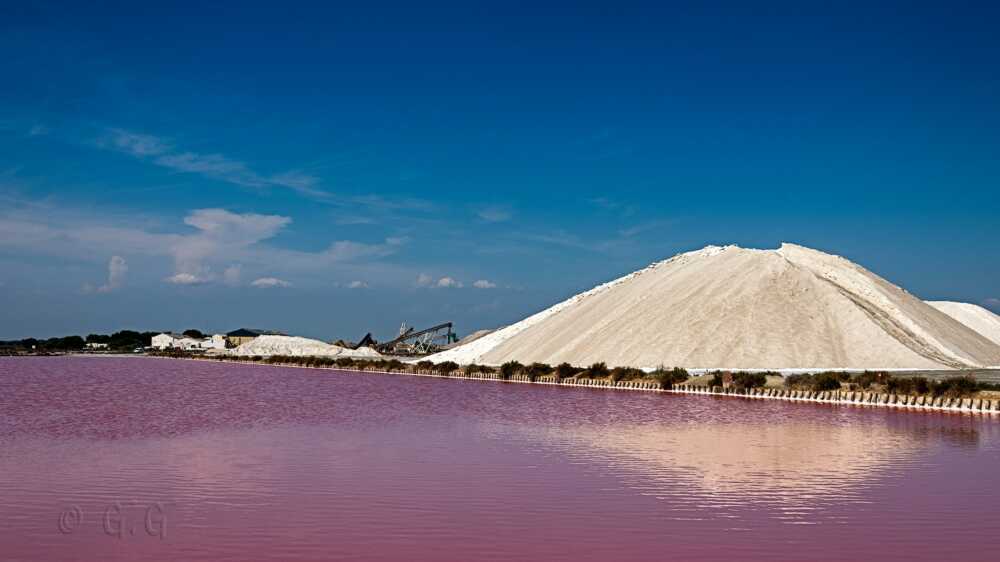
2,357,999,561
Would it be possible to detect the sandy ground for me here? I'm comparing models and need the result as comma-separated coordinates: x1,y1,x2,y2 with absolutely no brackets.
428,243,1000,370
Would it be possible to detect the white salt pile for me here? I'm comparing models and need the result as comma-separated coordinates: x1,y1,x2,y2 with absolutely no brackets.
926,301,1000,346
427,243,1000,370
230,335,381,358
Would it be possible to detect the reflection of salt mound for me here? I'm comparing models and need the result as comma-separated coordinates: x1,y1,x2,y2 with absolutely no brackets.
428,243,1000,369
539,422,916,499
230,335,381,358
927,301,1000,346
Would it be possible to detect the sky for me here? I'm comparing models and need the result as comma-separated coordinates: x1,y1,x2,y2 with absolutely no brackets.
1,1,998,340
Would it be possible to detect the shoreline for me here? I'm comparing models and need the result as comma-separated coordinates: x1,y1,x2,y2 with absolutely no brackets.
145,355,1000,416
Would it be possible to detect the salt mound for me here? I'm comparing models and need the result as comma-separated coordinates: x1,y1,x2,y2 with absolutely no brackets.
427,243,1000,370
230,335,382,358
926,301,1000,346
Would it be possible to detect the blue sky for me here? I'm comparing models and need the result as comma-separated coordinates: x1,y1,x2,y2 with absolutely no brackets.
1,1,998,340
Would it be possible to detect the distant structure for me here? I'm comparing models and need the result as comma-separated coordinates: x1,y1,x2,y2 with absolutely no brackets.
152,332,228,351
374,322,457,355
85,342,108,350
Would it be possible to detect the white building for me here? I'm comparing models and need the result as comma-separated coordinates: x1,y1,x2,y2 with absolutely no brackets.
151,333,181,350
85,342,108,350
175,337,203,351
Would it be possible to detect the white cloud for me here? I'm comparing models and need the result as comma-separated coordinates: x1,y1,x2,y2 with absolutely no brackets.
983,298,1000,310
101,129,326,198
28,124,49,137
251,277,291,288
96,255,128,292
0,200,413,290
169,208,291,281
347,280,368,289
473,279,497,289
416,274,463,288
165,272,209,285
436,276,463,288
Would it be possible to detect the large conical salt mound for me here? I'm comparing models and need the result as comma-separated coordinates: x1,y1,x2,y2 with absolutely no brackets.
926,301,1000,346
428,244,1000,370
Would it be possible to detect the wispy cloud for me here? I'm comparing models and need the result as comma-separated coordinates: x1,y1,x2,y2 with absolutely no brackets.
588,196,638,217
99,128,327,199
983,298,1000,311
517,230,589,251
473,279,497,289
476,205,513,223
334,215,378,226
347,280,368,289
616,219,673,238
28,124,49,137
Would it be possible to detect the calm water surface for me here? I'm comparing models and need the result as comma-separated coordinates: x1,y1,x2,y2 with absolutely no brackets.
2,357,999,561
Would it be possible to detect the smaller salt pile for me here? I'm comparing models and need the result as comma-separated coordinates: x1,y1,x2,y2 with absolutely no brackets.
230,335,381,358
927,301,1000,346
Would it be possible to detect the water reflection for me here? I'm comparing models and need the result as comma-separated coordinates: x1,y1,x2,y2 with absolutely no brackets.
521,417,983,520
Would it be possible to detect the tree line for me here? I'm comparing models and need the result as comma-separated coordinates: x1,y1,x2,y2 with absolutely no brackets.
1,329,207,352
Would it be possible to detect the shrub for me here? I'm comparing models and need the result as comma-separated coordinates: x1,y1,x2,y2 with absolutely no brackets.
586,362,610,379
609,366,644,383
334,357,356,368
784,374,808,389
499,361,523,380
708,371,724,388
852,370,890,389
525,362,552,382
385,359,405,372
653,366,689,390
732,372,767,390
464,363,496,375
554,362,580,381
435,361,459,376
811,372,843,392
932,376,979,398
415,360,434,373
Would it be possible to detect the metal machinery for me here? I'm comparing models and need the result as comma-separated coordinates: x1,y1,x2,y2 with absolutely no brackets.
374,322,457,356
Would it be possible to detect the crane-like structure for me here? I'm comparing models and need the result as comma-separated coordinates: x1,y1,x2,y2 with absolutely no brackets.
374,322,456,355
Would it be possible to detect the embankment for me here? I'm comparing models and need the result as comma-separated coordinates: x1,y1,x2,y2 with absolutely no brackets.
164,355,1000,415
